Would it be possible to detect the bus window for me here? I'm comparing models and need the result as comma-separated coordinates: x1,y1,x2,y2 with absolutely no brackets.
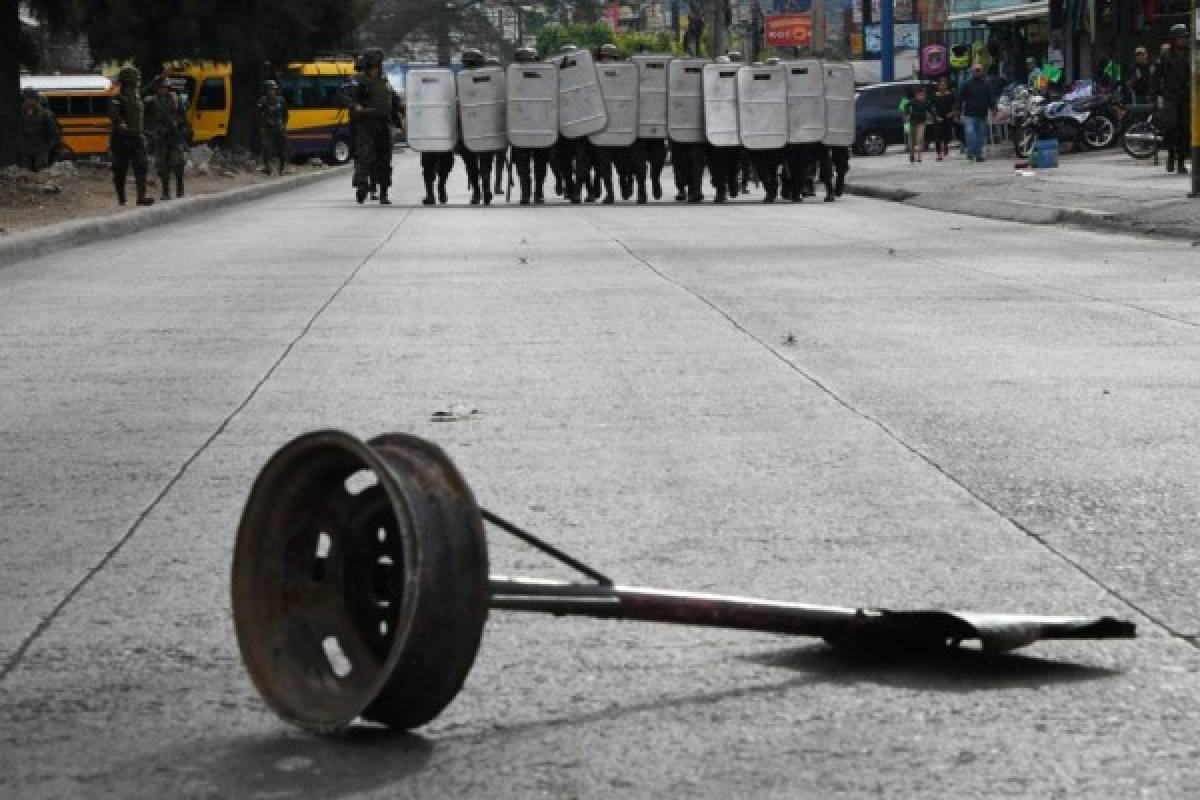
90,96,110,115
197,78,226,110
319,77,347,107
47,96,69,115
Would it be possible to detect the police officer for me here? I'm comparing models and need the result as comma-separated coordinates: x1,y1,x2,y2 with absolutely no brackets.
18,89,57,172
456,48,499,205
552,44,594,204
485,55,508,197
349,48,401,203
746,59,785,203
509,47,552,205
145,77,188,200
591,44,634,204
257,80,289,176
109,66,154,206
706,56,740,203
1156,23,1192,175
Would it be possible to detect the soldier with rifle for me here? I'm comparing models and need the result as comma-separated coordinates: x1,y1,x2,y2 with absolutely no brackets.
257,80,289,176
109,66,154,207
347,49,401,203
145,76,189,200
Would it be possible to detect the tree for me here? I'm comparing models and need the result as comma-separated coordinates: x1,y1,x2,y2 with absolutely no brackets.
1,0,81,167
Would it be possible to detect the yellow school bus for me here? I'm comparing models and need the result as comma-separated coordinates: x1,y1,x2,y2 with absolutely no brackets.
275,59,356,164
164,61,232,146
19,74,116,158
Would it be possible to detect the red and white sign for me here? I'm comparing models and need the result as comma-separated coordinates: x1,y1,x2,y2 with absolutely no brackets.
764,13,812,48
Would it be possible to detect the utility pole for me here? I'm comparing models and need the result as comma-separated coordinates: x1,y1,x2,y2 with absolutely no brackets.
881,0,894,82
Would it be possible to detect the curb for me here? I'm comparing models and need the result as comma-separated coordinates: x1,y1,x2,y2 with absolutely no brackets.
0,166,348,269
844,183,1198,242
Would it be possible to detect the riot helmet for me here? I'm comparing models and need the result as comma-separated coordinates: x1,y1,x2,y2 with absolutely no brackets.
484,56,501,66
461,48,485,68
726,50,743,62
598,43,620,61
559,44,578,54
764,57,781,66
514,47,537,63
1169,23,1189,40
715,55,731,64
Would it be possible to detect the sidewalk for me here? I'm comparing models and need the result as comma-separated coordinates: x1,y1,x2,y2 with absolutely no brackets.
846,145,1199,240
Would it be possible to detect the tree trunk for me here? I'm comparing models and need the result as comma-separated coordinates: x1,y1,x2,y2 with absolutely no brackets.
1,0,23,167
227,56,263,153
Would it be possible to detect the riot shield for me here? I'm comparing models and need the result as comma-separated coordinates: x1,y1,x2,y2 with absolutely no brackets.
667,59,706,143
507,62,558,149
785,60,826,144
558,50,607,138
406,68,458,152
822,62,855,147
633,54,671,139
590,62,638,147
457,67,507,152
702,64,740,147
737,63,787,150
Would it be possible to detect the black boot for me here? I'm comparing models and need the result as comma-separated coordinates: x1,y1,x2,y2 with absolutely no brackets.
438,179,448,204
834,173,846,197
356,186,367,204
423,177,436,205
534,188,544,204
652,177,663,199
714,188,726,203
115,182,126,206
136,177,154,206
160,181,170,201
483,186,493,206
379,187,391,205
470,186,481,205
175,171,184,199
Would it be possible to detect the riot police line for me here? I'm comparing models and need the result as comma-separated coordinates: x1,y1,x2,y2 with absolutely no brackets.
352,44,856,206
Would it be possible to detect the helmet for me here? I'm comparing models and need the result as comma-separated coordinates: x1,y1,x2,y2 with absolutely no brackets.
263,79,278,90
598,43,619,60
726,50,743,62
764,56,781,65
559,44,578,54
362,48,384,69
21,87,39,100
514,47,537,63
484,56,500,66
1169,23,1189,38
715,55,730,64
117,66,141,85
461,48,485,68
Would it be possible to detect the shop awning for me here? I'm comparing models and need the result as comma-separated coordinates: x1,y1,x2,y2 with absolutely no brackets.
945,1,1048,25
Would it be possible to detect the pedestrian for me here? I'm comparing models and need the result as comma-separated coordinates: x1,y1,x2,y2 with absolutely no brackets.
348,48,400,204
1155,23,1192,175
18,88,57,172
144,76,189,200
1125,47,1154,105
906,86,931,163
256,80,289,176
931,76,956,161
109,66,154,206
958,63,995,162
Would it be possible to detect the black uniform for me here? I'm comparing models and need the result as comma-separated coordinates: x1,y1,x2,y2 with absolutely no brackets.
1156,46,1192,173
632,137,666,203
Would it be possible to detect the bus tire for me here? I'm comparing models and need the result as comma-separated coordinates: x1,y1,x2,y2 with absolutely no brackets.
326,136,352,166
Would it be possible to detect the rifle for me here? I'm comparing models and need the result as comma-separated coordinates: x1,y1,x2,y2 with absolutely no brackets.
505,147,513,203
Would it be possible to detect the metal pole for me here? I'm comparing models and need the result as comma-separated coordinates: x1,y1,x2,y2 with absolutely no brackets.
1191,0,1199,198
881,0,894,82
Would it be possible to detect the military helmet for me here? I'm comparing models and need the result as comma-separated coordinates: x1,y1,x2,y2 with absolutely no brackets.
117,66,141,85
461,48,485,67
514,47,537,63
362,48,385,69
21,87,39,100
1169,23,1189,38
598,43,619,59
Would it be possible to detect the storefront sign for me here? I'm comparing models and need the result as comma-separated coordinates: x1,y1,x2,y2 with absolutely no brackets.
764,12,812,47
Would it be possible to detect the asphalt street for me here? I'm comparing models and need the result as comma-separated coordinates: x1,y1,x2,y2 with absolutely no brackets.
2,151,1198,798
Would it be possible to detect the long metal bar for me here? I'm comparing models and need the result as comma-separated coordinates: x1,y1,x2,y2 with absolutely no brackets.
488,576,1138,652
481,509,612,585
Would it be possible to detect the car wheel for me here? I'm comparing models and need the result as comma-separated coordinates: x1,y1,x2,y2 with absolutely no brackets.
326,136,352,166
859,130,887,156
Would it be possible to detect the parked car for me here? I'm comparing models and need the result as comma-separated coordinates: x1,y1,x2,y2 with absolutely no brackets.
853,79,937,156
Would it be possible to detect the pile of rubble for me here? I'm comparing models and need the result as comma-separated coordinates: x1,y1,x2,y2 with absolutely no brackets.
0,161,78,196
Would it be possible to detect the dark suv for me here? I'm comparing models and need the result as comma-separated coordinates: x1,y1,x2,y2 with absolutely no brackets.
853,79,938,156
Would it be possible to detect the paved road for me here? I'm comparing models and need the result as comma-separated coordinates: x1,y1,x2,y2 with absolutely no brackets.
2,152,1198,798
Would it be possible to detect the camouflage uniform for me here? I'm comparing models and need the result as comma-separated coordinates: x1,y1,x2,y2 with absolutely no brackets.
19,90,57,171
110,67,154,206
348,49,399,204
145,81,189,199
257,83,289,175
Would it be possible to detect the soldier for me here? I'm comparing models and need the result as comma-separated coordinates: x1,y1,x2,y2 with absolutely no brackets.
552,44,594,204
257,80,289,176
18,89,57,172
590,43,636,204
145,77,189,200
509,47,552,205
109,66,154,206
456,49,499,205
1155,23,1192,175
349,48,401,204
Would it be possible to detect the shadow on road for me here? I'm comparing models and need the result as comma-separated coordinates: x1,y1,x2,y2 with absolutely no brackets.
746,643,1123,692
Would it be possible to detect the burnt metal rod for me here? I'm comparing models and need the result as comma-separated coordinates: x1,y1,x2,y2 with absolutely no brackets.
481,508,612,585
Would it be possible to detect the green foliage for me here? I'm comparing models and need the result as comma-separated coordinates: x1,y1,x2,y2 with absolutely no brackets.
614,31,685,57
535,22,614,58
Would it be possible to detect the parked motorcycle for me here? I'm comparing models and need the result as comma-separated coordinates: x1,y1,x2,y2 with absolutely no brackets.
1070,93,1118,149
1117,103,1162,161
1013,96,1087,157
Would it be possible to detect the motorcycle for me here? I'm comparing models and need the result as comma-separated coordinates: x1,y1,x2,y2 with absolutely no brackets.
1013,95,1087,157
1117,103,1162,161
1069,93,1118,148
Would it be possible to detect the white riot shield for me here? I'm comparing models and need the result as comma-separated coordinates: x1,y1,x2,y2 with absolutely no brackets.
785,60,826,144
507,62,558,149
406,68,458,152
633,54,671,138
823,62,855,146
457,67,507,152
590,62,638,147
667,59,706,143
737,64,788,150
702,64,740,147
558,50,607,138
